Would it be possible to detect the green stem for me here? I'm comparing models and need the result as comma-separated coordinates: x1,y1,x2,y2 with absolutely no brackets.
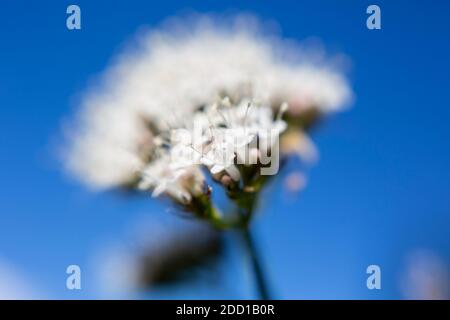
208,205,243,230
204,192,271,299
241,227,271,300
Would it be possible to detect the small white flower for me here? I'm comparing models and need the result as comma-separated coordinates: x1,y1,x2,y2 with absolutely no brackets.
201,140,241,181
139,155,205,203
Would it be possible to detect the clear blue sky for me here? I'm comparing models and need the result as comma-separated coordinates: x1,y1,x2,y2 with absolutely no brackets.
1,0,449,299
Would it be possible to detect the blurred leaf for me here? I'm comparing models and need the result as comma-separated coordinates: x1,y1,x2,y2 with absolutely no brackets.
135,224,223,288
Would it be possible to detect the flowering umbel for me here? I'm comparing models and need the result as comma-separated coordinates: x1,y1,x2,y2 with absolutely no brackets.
63,14,352,298
65,15,351,217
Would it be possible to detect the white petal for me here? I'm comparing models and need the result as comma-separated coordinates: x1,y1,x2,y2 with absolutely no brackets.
211,164,225,174
152,183,167,197
225,165,241,181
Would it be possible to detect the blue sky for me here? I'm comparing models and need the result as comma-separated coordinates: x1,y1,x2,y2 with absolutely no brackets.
1,0,450,299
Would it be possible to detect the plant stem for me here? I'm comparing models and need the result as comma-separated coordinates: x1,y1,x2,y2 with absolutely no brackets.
241,227,271,300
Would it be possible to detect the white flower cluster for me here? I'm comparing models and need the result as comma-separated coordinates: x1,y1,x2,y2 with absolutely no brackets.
137,97,287,204
64,15,352,212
